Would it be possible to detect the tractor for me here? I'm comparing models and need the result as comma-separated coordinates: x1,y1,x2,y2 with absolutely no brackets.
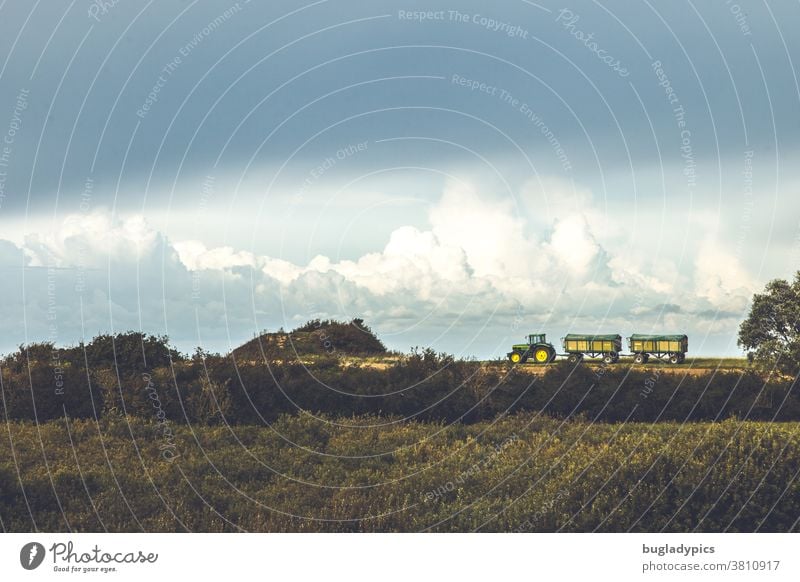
507,333,557,364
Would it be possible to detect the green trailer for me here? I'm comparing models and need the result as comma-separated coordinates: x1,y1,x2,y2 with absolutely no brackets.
628,334,688,364
562,333,622,364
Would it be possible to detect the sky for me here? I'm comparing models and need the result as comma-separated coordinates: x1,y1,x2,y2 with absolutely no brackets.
0,0,798,358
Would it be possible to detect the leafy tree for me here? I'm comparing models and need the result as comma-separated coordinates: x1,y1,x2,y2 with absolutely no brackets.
738,272,800,377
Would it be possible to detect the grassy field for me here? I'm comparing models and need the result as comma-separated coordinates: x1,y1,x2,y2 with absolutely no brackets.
488,356,750,369
2,414,799,532
246,355,749,370
496,357,753,377
3,330,796,532
673,357,751,369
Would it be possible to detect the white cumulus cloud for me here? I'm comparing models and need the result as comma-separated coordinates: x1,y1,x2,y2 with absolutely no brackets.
0,179,763,357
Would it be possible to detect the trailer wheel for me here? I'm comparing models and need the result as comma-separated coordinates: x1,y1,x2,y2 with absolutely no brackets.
603,353,614,364
634,353,646,364
669,354,680,364
567,353,581,364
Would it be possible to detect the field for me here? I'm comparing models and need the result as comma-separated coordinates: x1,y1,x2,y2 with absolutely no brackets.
501,357,753,377
672,357,751,369
299,356,750,371
486,355,750,367
2,325,798,533
2,415,799,532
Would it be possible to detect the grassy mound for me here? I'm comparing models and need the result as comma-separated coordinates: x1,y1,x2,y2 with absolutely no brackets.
232,318,386,362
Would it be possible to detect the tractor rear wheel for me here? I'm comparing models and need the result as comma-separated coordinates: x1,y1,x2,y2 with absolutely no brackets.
533,347,551,364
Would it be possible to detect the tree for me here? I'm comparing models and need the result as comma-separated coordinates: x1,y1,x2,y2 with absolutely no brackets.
738,272,800,377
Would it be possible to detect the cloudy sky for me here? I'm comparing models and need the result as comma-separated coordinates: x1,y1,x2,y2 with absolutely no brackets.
0,0,798,358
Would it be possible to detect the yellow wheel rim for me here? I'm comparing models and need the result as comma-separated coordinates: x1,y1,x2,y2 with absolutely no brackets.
510,353,521,363
535,349,548,362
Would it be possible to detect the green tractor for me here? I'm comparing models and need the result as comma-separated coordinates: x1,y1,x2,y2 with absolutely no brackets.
507,333,557,364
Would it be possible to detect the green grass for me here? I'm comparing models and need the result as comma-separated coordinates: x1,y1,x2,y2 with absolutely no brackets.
2,414,798,532
672,357,751,369
608,356,750,369
486,356,752,369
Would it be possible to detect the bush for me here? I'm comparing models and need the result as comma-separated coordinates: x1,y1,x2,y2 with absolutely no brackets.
3,326,800,425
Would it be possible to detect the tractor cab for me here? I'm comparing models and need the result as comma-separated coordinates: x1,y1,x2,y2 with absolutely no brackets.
507,333,556,364
528,333,547,345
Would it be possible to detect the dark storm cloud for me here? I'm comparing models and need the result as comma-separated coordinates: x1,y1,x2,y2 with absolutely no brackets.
0,0,797,217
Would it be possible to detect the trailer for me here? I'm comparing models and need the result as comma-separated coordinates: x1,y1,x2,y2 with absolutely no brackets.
628,334,688,364
562,333,622,364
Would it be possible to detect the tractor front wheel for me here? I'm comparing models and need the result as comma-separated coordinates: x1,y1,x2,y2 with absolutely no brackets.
509,351,524,364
